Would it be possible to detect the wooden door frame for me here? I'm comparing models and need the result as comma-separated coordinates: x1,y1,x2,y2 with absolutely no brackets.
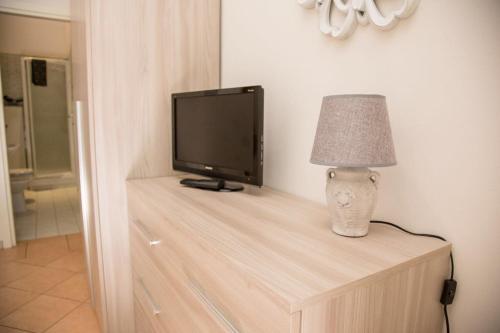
0,66,17,248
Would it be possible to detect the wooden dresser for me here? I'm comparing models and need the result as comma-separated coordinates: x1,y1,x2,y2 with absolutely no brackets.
127,176,450,333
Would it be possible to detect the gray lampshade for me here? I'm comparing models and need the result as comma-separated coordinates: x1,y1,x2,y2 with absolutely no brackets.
310,94,396,167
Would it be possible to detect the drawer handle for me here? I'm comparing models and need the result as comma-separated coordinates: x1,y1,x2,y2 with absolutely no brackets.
138,278,161,316
132,219,161,247
188,279,240,333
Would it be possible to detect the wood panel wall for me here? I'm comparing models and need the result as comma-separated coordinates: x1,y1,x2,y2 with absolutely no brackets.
70,0,107,329
71,1,220,332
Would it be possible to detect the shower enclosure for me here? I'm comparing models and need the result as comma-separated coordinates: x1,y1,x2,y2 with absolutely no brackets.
21,57,76,187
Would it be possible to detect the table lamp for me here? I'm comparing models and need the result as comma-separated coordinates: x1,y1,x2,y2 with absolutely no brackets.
310,94,396,237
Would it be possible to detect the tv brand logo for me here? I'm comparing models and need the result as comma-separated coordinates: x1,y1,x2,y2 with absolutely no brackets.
204,166,214,170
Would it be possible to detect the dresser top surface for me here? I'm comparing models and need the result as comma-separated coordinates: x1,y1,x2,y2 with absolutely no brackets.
127,176,450,311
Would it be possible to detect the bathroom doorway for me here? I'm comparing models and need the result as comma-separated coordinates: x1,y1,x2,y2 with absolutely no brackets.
1,54,79,241
22,57,76,187
0,11,101,333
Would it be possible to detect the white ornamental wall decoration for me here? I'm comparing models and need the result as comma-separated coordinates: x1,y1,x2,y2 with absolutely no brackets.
298,0,420,39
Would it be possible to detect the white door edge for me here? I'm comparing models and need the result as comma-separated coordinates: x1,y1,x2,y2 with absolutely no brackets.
0,65,16,248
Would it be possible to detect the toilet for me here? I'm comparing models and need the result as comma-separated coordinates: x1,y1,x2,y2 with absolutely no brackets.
10,168,33,213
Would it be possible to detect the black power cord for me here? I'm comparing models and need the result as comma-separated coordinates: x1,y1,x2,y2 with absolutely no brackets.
370,220,456,333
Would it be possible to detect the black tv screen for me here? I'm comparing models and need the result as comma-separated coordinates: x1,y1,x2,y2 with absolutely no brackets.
172,86,263,186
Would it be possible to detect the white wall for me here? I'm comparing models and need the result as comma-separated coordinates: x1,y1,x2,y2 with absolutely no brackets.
222,1,500,332
0,13,71,58
0,0,69,20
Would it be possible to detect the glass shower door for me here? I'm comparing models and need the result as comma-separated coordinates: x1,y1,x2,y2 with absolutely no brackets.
23,58,75,179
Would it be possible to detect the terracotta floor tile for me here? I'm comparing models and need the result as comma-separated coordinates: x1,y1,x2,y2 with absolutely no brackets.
0,263,40,286
7,267,74,293
21,236,66,248
0,236,94,333
0,287,37,318
46,252,85,273
45,303,100,333
0,244,26,264
0,295,79,333
0,326,29,333
45,273,89,302
66,233,84,252
16,236,69,266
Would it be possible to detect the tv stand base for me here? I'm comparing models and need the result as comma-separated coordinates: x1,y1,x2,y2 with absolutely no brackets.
180,178,244,192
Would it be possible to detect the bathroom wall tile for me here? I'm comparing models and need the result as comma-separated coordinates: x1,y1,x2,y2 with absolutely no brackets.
53,189,72,210
14,229,35,242
14,211,36,241
55,210,75,221
36,213,58,239
56,209,79,235
36,227,59,239
0,54,23,99
12,188,81,242
13,212,35,229
67,188,80,211
37,209,56,221
57,222,79,235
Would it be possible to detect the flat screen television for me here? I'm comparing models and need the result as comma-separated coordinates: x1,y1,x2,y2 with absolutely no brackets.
172,86,264,189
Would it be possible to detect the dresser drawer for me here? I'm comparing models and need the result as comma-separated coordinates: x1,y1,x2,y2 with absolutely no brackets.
128,177,451,333
130,225,233,333
128,194,296,333
134,297,157,333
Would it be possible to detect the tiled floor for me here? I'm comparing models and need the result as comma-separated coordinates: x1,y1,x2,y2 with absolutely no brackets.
15,188,81,241
0,234,100,333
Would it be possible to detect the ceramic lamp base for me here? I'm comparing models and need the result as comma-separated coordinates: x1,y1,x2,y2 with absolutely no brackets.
325,167,379,237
